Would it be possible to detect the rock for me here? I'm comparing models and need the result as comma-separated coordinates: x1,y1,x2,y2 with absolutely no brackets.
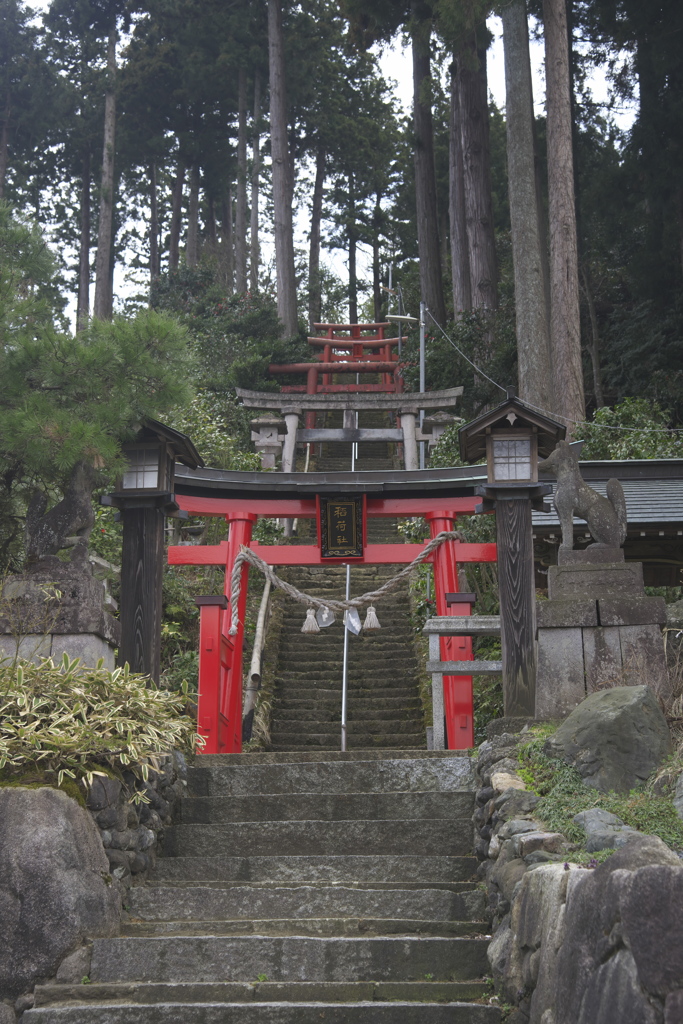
488,834,502,859
491,857,527,901
105,848,132,882
574,947,659,1024
511,831,565,858
674,773,683,822
498,819,542,840
665,990,683,1023
0,788,120,1000
14,995,33,1013
476,785,495,805
487,916,512,984
544,685,671,793
85,775,122,812
573,808,638,852
494,788,540,819
525,851,563,866
585,828,638,853
621,862,683,998
491,771,526,793
0,1005,16,1023
55,946,91,983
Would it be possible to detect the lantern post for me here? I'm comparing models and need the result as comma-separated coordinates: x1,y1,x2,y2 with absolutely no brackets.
102,419,203,682
459,389,564,716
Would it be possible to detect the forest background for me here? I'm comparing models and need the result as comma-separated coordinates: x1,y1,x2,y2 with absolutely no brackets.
2,0,683,690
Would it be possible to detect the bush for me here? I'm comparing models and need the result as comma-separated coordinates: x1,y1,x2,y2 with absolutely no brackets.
0,655,197,788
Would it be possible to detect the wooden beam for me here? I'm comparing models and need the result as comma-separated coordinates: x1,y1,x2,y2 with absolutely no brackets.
423,615,502,635
427,660,503,674
175,495,486,518
169,541,497,567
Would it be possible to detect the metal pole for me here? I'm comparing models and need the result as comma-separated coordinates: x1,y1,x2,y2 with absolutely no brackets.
419,301,426,469
341,562,350,752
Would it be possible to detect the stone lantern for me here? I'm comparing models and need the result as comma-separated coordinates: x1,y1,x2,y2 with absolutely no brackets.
250,415,286,469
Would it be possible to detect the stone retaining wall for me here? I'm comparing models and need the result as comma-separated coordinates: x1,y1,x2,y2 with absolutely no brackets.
85,752,187,885
473,730,683,1023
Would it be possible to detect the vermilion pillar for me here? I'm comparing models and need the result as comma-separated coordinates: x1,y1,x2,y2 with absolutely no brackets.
426,511,475,749
219,513,257,752
195,596,228,754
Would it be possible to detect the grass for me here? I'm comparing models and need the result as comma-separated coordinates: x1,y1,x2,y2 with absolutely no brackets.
517,728,683,850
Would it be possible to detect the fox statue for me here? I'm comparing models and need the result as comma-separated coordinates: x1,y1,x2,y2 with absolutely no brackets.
537,441,627,551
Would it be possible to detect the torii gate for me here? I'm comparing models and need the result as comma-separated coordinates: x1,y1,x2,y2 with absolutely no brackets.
169,465,497,755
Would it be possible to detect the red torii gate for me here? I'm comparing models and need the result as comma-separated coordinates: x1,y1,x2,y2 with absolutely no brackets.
168,480,497,755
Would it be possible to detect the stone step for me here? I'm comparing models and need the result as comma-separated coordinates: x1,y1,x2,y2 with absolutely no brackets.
272,683,418,697
152,855,478,884
267,733,426,749
179,791,473,824
272,708,421,724
121,918,485,939
126,882,485,923
162,819,473,858
271,719,423,737
86,934,491,984
273,696,422,710
191,750,465,765
33,980,492,1008
187,756,474,797
24,1001,501,1023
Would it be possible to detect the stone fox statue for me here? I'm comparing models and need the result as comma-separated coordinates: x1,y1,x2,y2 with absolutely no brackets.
25,462,96,568
538,441,627,550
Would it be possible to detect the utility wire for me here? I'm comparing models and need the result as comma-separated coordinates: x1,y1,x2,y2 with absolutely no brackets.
423,308,683,436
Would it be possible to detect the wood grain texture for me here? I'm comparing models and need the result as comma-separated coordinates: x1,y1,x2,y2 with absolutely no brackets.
496,498,537,716
119,506,165,682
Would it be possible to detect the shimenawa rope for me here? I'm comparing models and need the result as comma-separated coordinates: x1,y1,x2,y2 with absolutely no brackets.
227,530,463,636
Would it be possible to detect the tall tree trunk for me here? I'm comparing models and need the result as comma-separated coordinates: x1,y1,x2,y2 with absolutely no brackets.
502,0,554,411
250,72,261,292
93,28,117,320
459,28,497,312
206,194,217,244
348,172,358,324
168,158,184,271
268,0,298,335
580,264,604,407
0,94,10,199
149,161,159,284
186,162,199,267
449,59,471,313
308,146,325,328
543,0,585,429
372,194,382,322
76,149,91,330
411,9,447,325
235,67,248,291
222,189,234,293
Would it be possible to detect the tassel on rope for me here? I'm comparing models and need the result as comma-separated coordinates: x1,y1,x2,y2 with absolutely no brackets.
363,606,381,631
301,608,320,633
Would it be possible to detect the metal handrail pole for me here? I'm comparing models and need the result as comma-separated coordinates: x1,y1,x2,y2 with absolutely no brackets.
341,562,350,752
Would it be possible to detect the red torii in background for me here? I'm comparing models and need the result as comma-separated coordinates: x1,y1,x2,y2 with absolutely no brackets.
168,489,497,755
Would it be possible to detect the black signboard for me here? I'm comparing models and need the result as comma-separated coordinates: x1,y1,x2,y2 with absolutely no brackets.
319,496,364,558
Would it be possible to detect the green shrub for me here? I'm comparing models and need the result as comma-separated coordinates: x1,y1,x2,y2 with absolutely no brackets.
0,655,197,788
518,732,683,849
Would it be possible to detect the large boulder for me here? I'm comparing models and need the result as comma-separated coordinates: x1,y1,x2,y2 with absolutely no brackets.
493,834,683,1024
0,787,121,1000
544,685,671,793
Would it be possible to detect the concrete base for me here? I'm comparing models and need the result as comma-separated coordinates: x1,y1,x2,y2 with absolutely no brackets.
0,632,117,669
0,565,120,670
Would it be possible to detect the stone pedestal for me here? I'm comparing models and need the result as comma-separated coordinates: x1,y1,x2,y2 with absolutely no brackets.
0,560,120,669
536,554,668,719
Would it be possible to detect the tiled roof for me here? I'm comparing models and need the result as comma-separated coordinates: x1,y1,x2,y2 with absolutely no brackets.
532,478,683,529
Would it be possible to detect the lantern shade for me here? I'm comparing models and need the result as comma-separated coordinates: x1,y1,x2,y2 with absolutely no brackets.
458,388,565,481
114,419,204,498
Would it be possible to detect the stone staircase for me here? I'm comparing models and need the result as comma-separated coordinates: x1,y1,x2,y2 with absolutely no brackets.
269,419,427,753
25,751,500,1023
